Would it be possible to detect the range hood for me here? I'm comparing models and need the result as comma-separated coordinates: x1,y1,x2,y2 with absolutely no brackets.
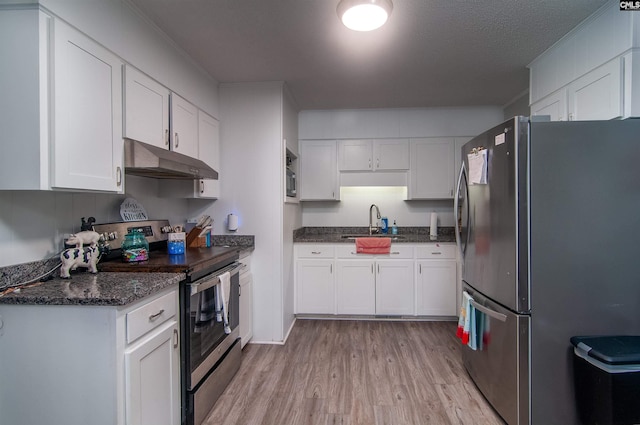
124,139,218,180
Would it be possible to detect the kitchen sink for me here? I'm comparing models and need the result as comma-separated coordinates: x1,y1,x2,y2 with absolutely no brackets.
340,234,405,240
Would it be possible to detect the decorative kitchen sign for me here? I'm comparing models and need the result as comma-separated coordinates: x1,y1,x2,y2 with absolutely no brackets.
120,198,148,221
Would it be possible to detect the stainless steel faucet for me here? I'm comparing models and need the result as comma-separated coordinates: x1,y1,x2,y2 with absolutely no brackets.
369,204,381,235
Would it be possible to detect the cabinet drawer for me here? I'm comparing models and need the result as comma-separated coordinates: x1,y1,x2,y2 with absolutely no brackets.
336,244,413,259
416,244,457,259
296,245,335,258
127,291,177,344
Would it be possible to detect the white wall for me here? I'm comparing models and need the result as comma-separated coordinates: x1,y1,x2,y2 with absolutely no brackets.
281,87,300,339
0,176,189,267
213,82,285,343
299,107,503,228
299,106,503,139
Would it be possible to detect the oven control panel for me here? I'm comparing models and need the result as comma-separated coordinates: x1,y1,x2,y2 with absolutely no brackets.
93,220,171,249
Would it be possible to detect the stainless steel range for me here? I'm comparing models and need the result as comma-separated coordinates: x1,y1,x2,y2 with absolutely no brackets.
95,220,243,425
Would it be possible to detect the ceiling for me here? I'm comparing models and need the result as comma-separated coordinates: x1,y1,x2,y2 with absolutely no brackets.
129,0,608,111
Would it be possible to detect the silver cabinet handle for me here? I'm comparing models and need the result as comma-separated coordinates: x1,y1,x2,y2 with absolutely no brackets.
330,264,333,273
470,300,507,322
116,167,122,187
200,180,205,194
376,158,380,169
431,252,442,255
173,328,179,348
311,251,322,254
390,251,400,255
377,264,380,273
368,158,372,169
371,264,374,273
149,309,165,321
174,132,179,148
165,129,169,146
419,264,422,274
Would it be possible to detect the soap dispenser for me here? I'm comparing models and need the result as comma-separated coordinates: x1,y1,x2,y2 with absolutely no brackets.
391,220,398,235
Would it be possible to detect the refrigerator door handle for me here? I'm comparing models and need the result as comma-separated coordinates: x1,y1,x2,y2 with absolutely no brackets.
454,162,470,258
470,300,507,322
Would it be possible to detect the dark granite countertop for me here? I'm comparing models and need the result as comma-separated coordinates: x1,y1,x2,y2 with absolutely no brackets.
0,235,255,307
293,227,456,244
0,271,184,306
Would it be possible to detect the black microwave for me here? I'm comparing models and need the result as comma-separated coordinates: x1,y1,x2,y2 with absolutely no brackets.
286,168,296,197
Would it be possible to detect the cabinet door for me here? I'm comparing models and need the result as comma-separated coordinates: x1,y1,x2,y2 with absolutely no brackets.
239,270,253,348
568,59,622,121
375,260,414,315
339,139,372,171
454,137,471,190
530,88,567,121
299,140,339,201
374,139,409,171
170,93,199,158
296,259,334,314
196,111,220,198
52,20,123,192
336,260,375,315
125,321,180,425
416,260,457,316
123,66,170,149
409,138,454,199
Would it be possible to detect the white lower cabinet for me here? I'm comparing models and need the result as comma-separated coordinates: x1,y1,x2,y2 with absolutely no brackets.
0,285,180,425
125,321,180,425
415,244,458,316
239,254,253,348
123,290,180,425
296,259,335,314
336,260,376,314
375,260,414,315
295,243,457,317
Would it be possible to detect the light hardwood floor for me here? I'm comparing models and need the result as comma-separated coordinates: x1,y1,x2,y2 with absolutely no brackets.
204,320,506,425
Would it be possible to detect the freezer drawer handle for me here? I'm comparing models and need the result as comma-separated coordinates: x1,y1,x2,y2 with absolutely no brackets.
470,300,507,322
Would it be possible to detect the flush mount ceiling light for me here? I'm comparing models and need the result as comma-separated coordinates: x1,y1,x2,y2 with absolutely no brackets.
337,0,393,32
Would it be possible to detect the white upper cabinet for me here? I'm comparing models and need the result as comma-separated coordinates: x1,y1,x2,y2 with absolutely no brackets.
52,20,124,192
453,137,471,189
123,66,170,149
408,138,455,200
531,59,623,122
170,93,199,159
299,140,339,201
338,139,409,171
0,9,123,192
196,111,220,198
375,139,410,171
567,59,622,121
531,88,567,121
528,2,635,120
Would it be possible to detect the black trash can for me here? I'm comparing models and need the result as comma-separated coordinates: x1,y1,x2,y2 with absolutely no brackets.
570,336,640,425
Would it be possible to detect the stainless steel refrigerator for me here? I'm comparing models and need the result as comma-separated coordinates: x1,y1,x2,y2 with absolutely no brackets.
454,116,640,425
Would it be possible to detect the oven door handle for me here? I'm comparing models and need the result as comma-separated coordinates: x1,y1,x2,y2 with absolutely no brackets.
190,262,244,296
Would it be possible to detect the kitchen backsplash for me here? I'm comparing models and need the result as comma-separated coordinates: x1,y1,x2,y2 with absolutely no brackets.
0,175,190,268
301,186,455,227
